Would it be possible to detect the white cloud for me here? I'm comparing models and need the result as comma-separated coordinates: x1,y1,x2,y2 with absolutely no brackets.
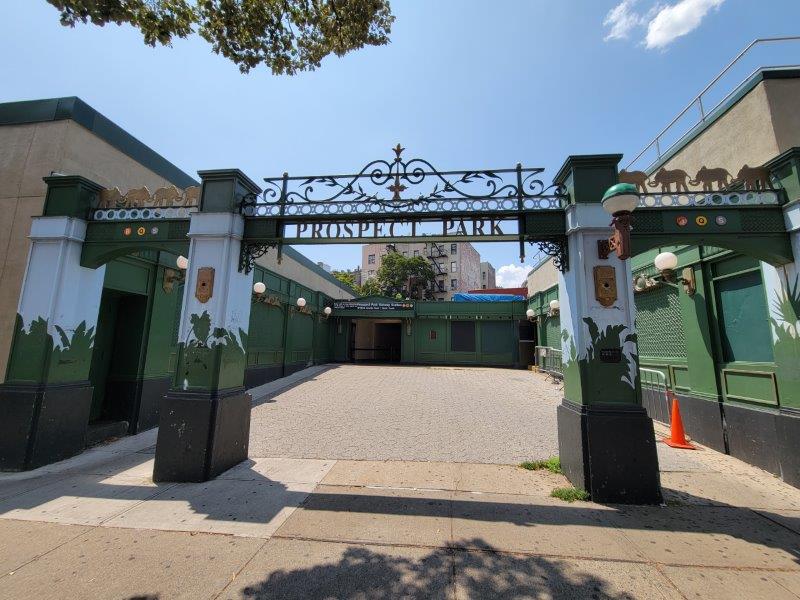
496,264,531,288
604,0,643,41
645,0,725,49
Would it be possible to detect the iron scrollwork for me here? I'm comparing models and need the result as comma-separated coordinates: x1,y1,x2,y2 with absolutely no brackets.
239,241,278,274
533,239,569,273
240,144,567,217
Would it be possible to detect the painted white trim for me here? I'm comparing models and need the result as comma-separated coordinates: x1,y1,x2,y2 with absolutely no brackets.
29,217,87,242
565,203,613,233
784,201,800,234
188,212,244,239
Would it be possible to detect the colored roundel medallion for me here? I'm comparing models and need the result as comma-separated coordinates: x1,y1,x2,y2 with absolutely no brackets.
137,226,146,236
123,226,132,236
715,215,727,226
676,216,688,227
695,216,708,226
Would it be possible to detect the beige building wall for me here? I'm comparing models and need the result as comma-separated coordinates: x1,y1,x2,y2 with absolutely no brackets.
658,75,800,178
479,261,496,289
526,258,558,296
0,120,176,371
255,249,354,299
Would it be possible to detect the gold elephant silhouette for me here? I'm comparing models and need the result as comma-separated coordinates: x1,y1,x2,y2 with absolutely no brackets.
152,185,182,207
123,187,152,208
689,166,731,192
618,170,648,193
737,165,773,191
183,186,201,206
648,168,691,193
98,187,124,209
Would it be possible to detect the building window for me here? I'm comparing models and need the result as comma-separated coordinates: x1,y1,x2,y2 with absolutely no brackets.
368,254,375,264
413,250,419,257
450,279,457,290
368,270,375,277
450,243,457,253
429,330,437,340
482,272,486,280
451,261,457,273
482,285,486,289
403,251,408,257
451,321,476,352
438,281,445,292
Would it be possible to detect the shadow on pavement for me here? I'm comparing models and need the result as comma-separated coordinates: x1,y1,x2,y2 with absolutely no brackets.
236,540,639,599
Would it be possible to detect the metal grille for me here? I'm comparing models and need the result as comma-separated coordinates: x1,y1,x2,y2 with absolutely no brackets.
544,316,561,348
635,286,687,359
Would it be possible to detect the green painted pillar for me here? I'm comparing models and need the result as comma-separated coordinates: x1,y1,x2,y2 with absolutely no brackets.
0,176,106,470
153,169,262,482
554,155,662,504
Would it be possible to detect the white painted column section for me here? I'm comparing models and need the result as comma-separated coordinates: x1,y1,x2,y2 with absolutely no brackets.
20,216,105,357
559,203,639,404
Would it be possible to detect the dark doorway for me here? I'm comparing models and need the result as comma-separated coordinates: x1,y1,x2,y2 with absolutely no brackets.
518,319,537,368
374,322,402,362
352,319,402,363
87,289,148,444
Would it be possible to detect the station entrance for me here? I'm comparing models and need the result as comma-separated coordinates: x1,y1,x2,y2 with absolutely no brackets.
350,319,402,363
2,147,795,505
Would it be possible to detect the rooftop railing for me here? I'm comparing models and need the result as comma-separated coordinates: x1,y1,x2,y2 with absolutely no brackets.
625,37,800,173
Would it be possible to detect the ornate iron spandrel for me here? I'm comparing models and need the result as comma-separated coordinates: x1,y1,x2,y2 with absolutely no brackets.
239,241,279,274
240,145,567,218
532,238,569,273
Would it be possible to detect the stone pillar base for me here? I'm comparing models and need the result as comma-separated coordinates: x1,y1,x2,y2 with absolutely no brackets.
0,382,93,471
557,399,662,504
153,388,251,482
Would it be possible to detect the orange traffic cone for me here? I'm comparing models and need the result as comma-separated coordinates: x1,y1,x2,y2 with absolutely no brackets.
663,394,697,449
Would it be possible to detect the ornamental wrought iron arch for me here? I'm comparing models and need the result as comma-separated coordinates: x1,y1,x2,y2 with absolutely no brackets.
238,144,571,273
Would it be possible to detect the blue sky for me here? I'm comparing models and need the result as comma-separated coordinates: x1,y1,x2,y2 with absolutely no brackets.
2,0,799,286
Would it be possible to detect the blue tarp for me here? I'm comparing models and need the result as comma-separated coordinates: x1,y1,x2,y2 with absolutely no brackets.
452,293,525,302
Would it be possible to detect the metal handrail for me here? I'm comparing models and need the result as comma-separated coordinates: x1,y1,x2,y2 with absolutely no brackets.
640,367,672,424
625,37,800,172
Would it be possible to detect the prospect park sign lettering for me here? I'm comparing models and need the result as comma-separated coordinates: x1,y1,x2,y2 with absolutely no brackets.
284,216,517,243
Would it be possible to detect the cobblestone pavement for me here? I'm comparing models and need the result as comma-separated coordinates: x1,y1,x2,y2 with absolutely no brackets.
248,364,563,464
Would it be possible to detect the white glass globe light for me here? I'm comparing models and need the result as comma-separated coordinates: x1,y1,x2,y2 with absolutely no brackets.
296,297,307,308
253,281,266,294
654,252,678,272
176,255,189,270
549,299,560,311
526,308,535,318
323,306,332,316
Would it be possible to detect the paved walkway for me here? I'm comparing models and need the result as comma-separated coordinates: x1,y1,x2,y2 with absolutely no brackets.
248,364,563,463
0,366,799,598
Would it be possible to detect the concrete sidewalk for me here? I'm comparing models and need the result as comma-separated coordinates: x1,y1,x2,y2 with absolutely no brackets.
0,435,799,598
0,367,799,598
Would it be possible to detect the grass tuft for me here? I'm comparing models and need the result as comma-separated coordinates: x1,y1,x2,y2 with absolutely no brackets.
518,456,562,474
550,487,590,502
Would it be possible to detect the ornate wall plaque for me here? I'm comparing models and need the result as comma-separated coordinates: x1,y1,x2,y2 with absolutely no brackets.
593,265,617,307
196,267,215,303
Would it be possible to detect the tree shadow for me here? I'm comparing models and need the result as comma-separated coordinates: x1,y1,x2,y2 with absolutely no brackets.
235,539,644,599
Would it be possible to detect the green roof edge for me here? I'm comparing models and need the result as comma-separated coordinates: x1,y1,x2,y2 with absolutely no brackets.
0,96,198,189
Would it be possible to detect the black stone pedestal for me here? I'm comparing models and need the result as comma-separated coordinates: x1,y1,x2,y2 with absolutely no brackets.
153,388,251,482
557,399,662,504
0,381,93,471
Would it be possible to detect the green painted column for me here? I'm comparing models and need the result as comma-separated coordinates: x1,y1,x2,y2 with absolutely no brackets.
153,169,262,482
554,156,662,504
0,176,107,470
